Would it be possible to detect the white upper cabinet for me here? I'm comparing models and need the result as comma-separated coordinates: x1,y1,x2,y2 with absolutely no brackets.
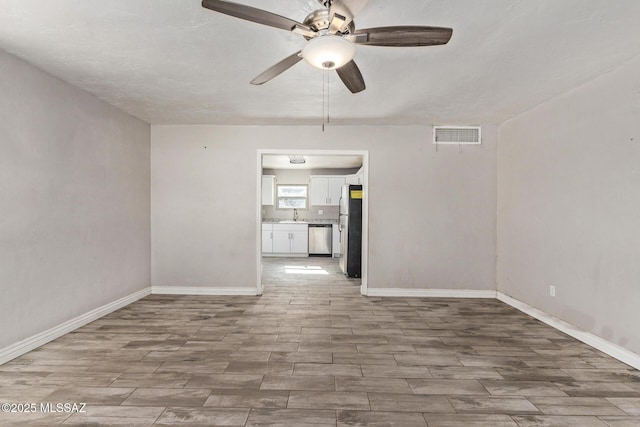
345,175,358,185
355,167,364,185
346,168,365,185
310,176,345,206
262,175,275,206
310,177,329,206
327,178,344,205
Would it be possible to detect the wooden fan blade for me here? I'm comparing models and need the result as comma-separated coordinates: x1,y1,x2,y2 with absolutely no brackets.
353,26,453,47
336,60,366,94
329,0,369,30
250,52,303,85
202,0,312,33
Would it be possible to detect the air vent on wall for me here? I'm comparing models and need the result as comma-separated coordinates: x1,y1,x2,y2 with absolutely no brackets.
433,126,481,145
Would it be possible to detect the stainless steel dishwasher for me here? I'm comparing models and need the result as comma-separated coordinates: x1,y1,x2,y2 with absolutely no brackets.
308,224,332,257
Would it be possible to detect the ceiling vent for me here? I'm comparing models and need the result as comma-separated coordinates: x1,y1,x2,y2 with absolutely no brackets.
433,126,481,145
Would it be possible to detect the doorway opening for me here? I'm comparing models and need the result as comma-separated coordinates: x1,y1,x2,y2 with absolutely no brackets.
256,149,369,296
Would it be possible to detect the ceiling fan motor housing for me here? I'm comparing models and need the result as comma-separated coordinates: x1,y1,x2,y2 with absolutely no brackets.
303,9,355,38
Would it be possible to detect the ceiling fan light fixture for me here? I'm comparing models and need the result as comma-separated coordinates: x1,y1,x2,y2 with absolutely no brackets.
302,35,356,70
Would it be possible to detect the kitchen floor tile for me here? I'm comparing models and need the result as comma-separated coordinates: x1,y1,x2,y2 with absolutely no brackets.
337,410,427,426
367,393,455,413
293,363,362,377
448,396,540,414
287,391,370,410
510,415,608,426
335,376,412,393
260,375,335,391
204,389,289,409
245,408,336,427
121,388,211,407
422,414,519,427
154,407,249,426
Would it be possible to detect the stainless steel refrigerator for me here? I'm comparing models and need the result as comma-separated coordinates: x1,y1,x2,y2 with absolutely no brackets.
339,184,363,278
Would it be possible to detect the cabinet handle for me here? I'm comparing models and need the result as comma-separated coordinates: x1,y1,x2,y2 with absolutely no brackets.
270,232,273,239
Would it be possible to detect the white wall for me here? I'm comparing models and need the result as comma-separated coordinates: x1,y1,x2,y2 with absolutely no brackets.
497,56,640,354
0,50,150,350
151,125,497,291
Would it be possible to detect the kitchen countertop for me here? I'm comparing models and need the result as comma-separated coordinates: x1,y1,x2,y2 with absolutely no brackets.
262,218,338,224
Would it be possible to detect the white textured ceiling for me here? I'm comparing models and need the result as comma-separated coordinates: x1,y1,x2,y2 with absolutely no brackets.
1,0,640,125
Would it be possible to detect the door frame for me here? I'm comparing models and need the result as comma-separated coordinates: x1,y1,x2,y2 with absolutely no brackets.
256,148,370,296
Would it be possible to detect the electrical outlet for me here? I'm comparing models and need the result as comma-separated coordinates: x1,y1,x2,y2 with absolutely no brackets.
549,285,556,297
318,210,323,215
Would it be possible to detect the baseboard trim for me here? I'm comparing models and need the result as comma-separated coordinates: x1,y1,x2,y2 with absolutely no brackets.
366,288,497,298
151,286,258,296
497,292,640,371
0,287,151,366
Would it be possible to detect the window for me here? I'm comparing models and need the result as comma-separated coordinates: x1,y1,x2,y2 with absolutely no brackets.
277,185,308,209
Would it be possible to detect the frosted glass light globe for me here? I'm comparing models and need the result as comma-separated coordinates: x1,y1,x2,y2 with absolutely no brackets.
302,35,356,70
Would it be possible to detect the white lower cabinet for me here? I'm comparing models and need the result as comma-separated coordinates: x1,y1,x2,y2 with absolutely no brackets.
262,224,273,253
332,224,340,257
290,230,308,253
272,230,291,253
263,223,308,256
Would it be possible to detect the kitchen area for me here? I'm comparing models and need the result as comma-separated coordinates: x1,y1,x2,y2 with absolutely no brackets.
261,154,364,279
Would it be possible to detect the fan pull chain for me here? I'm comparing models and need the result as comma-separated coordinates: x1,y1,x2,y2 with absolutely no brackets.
327,70,330,125
321,70,331,132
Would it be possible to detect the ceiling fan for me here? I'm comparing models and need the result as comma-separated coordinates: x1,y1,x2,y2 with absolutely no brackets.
201,0,453,93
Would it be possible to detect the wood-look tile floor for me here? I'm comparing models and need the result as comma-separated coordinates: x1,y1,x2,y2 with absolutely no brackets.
1,257,639,426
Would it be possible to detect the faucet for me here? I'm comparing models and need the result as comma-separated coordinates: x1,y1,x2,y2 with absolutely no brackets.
293,209,298,222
